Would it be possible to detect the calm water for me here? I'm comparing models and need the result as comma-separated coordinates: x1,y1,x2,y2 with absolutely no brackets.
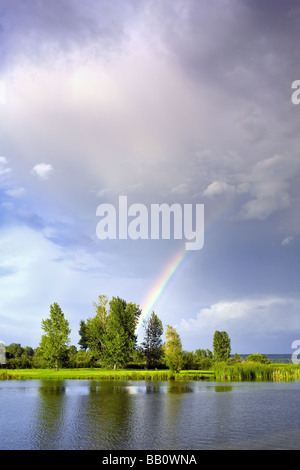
0,379,300,450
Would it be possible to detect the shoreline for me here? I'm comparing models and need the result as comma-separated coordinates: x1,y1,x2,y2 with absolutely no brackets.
1,363,300,382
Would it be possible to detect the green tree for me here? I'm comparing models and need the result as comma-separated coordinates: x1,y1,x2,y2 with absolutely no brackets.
246,353,271,364
182,350,197,369
93,294,109,323
104,296,141,368
6,343,23,359
142,312,164,368
78,320,89,351
195,348,213,360
233,353,243,362
78,295,109,359
164,325,183,372
85,314,106,357
213,330,231,361
5,343,31,368
40,302,71,370
23,346,34,358
32,347,47,368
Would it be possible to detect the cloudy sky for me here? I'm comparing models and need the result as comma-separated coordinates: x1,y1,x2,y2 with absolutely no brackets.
0,0,299,354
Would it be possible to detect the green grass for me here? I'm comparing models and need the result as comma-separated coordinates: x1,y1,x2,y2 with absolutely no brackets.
213,362,300,381
1,364,299,382
0,368,214,381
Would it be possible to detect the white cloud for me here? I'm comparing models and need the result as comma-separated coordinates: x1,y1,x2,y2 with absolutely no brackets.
0,167,11,178
178,297,300,337
203,180,235,198
0,225,99,345
171,182,191,195
0,157,11,180
0,226,66,343
239,190,290,221
5,187,26,198
203,155,299,221
31,163,54,180
281,236,293,246
238,155,296,220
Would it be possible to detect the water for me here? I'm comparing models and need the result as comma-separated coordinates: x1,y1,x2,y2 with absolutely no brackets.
0,379,300,450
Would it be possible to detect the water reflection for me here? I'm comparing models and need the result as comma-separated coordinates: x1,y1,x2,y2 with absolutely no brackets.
32,381,67,449
124,385,158,394
167,383,194,393
39,381,67,395
1,380,300,450
215,386,233,392
30,381,193,449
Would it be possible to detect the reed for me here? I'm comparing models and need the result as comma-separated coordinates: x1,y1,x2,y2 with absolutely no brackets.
213,362,300,381
0,370,17,380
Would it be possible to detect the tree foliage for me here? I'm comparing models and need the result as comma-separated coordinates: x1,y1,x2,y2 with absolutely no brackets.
78,295,141,368
142,312,164,368
246,353,271,364
164,325,184,372
104,297,141,368
78,295,108,359
78,320,89,351
213,330,231,361
40,302,71,370
1,294,239,372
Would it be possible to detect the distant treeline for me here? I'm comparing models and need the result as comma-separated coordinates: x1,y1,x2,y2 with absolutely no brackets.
237,354,292,364
2,343,278,370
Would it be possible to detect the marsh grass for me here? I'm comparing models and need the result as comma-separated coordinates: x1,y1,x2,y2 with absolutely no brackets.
0,368,214,381
213,362,300,381
0,368,174,381
0,364,299,381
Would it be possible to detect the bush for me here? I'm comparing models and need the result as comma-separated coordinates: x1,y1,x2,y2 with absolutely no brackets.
197,357,213,370
246,353,271,364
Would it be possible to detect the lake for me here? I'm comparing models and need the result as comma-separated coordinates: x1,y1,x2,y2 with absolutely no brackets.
0,379,300,450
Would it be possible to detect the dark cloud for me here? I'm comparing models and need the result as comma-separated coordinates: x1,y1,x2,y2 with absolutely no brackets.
0,0,142,68
0,0,299,352
156,0,300,97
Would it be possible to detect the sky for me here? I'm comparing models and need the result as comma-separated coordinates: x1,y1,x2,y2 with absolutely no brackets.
0,0,299,354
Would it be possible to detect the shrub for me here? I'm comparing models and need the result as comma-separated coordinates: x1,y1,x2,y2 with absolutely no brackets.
246,353,271,364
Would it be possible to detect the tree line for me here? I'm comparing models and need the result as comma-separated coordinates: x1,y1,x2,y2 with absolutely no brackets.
2,294,271,370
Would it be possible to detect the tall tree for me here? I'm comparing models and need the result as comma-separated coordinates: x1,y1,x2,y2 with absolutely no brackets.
164,325,183,372
78,320,89,351
104,296,141,368
142,312,164,368
40,302,71,370
87,295,108,357
78,295,108,357
93,294,109,324
212,330,231,361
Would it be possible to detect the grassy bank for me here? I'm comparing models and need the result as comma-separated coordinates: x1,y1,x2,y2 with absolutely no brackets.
0,368,213,381
1,363,300,381
0,368,215,381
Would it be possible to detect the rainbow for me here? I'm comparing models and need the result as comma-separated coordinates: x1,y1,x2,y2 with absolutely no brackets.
136,245,190,336
135,195,237,337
